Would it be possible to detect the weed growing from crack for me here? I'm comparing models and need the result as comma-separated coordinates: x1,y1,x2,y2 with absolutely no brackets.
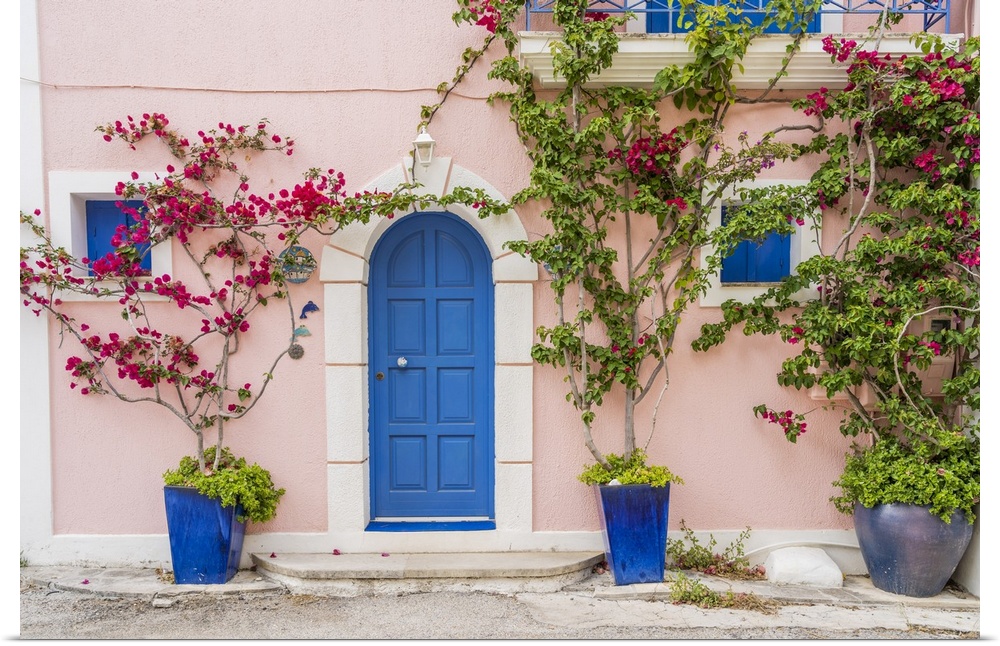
667,521,766,579
667,572,777,613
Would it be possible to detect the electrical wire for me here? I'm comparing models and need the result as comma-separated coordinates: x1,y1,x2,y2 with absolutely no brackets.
19,77,493,100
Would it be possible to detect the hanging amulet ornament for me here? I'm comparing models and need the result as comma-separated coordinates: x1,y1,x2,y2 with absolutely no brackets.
279,246,317,284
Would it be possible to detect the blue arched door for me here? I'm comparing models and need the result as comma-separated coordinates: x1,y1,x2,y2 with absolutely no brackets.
369,212,494,524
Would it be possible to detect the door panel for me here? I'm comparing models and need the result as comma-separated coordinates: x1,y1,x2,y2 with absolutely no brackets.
389,369,426,422
370,213,494,519
437,300,474,354
438,369,473,421
388,301,426,354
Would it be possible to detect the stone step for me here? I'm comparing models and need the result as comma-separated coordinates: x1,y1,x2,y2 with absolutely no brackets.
251,551,606,596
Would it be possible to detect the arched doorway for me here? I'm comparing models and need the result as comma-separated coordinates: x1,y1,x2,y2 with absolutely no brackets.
321,158,538,548
368,212,494,526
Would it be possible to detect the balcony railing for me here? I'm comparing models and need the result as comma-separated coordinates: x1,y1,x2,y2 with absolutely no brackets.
524,0,951,32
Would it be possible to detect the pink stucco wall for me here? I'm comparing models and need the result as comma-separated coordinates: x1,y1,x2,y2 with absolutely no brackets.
35,0,524,536
31,0,971,538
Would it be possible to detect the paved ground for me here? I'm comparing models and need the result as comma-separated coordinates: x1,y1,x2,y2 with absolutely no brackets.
18,565,981,639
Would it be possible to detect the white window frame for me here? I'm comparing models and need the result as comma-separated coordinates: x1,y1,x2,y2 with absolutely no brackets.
48,171,173,300
700,179,821,307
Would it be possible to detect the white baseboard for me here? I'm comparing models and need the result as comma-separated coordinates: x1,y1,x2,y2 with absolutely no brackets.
21,528,865,574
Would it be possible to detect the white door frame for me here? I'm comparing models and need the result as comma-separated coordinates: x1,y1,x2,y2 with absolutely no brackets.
320,158,540,550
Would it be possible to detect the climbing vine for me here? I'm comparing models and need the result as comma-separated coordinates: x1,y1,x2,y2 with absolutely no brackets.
20,113,508,483
428,0,822,474
694,27,980,520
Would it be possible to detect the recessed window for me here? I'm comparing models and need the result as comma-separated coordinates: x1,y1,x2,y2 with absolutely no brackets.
47,172,172,299
85,200,151,275
700,180,820,308
720,205,790,284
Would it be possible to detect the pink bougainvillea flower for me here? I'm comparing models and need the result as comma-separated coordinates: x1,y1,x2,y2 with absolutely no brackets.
269,552,277,558
381,553,390,557
332,549,341,555
81,579,90,585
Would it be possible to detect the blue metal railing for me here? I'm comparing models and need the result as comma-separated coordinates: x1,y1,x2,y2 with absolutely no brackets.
524,1,951,32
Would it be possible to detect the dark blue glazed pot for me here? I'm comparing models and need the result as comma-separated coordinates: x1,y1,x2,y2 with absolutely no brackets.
163,486,247,584
853,502,974,597
595,484,671,586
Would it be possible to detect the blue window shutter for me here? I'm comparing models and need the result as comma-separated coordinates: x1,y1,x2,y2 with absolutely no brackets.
647,0,820,34
749,231,791,282
720,205,791,284
86,200,151,274
721,241,751,282
720,205,749,283
743,1,821,33
646,0,679,34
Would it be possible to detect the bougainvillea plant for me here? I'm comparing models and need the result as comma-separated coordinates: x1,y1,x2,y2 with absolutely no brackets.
20,113,506,520
436,0,822,482
694,26,980,523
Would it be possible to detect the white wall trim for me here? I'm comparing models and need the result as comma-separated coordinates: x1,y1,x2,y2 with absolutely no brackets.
20,0,53,570
322,158,539,544
23,529,867,575
519,31,960,90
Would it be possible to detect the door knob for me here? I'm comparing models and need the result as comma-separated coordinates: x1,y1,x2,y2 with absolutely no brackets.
397,357,408,368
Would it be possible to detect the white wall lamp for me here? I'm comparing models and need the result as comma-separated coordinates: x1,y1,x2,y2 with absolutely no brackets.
412,126,436,168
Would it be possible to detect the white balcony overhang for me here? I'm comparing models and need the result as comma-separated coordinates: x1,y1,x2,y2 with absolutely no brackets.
518,31,963,91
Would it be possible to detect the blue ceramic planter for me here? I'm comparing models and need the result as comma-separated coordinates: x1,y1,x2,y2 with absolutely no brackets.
854,503,974,598
595,484,671,585
163,486,247,584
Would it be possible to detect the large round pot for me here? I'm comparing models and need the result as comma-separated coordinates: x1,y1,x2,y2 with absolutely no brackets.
595,484,671,586
853,502,974,597
163,486,247,584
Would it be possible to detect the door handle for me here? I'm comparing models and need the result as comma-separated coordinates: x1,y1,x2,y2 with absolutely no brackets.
396,357,408,368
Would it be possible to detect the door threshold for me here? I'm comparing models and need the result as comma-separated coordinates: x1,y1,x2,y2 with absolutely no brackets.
365,519,496,532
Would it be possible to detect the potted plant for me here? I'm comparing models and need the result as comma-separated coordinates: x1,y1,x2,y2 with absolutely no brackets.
19,113,441,583
440,0,822,584
695,29,980,597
